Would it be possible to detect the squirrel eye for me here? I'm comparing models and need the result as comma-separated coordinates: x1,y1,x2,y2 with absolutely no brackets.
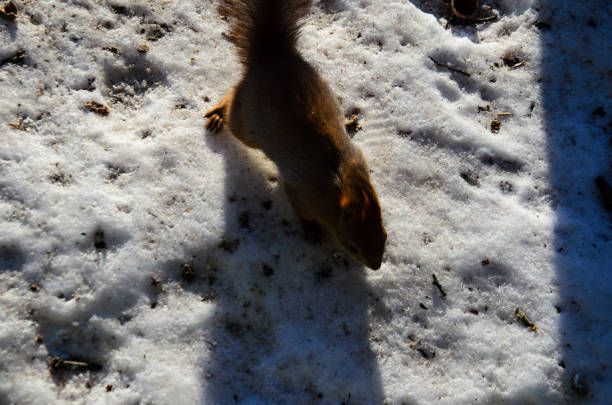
348,243,358,254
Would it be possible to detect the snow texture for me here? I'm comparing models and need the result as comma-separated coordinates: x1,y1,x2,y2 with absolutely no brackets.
0,0,610,404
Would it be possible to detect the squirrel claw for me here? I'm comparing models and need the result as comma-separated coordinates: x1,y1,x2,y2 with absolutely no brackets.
205,113,224,133
205,104,227,133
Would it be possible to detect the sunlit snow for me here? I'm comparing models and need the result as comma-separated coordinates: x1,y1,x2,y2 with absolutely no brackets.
1,0,610,404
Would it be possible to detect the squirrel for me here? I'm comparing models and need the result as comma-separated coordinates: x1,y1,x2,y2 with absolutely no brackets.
205,0,387,270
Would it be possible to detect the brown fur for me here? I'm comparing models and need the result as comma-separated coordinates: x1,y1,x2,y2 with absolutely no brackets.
205,0,387,269
219,0,311,65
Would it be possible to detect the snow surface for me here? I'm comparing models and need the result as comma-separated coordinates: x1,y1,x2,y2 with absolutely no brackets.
0,0,610,404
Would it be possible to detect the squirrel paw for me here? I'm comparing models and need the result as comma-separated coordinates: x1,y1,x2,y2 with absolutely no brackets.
300,220,324,245
204,106,225,133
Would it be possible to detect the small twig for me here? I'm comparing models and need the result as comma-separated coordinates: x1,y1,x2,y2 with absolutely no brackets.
432,274,447,298
515,306,537,332
49,356,89,371
84,100,110,116
62,360,89,367
8,115,23,129
429,56,470,77
497,112,513,117
475,14,498,22
450,12,498,26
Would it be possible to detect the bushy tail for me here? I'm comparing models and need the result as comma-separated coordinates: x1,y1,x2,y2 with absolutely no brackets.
220,0,312,65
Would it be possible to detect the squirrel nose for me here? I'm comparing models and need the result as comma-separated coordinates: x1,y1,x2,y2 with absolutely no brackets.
368,259,381,270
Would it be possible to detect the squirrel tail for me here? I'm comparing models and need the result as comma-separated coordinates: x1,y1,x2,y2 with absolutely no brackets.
220,0,312,65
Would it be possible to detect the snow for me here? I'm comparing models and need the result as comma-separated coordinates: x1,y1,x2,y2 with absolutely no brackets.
0,0,610,404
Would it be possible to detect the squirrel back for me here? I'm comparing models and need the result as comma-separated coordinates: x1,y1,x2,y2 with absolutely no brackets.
220,0,312,66
207,0,387,269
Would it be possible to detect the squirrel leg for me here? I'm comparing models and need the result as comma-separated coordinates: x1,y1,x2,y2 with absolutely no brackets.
204,89,259,149
285,184,324,244
204,91,234,133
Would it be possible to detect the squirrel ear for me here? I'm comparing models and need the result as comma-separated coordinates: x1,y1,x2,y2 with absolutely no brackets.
361,191,371,219
339,190,354,226
340,190,351,208
340,187,370,208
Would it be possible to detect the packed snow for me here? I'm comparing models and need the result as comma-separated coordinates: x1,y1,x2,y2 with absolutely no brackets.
0,0,610,404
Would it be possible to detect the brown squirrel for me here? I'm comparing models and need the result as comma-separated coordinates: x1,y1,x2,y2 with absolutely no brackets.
205,0,387,269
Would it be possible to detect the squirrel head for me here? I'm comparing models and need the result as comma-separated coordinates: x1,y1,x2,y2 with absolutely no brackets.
336,169,387,270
